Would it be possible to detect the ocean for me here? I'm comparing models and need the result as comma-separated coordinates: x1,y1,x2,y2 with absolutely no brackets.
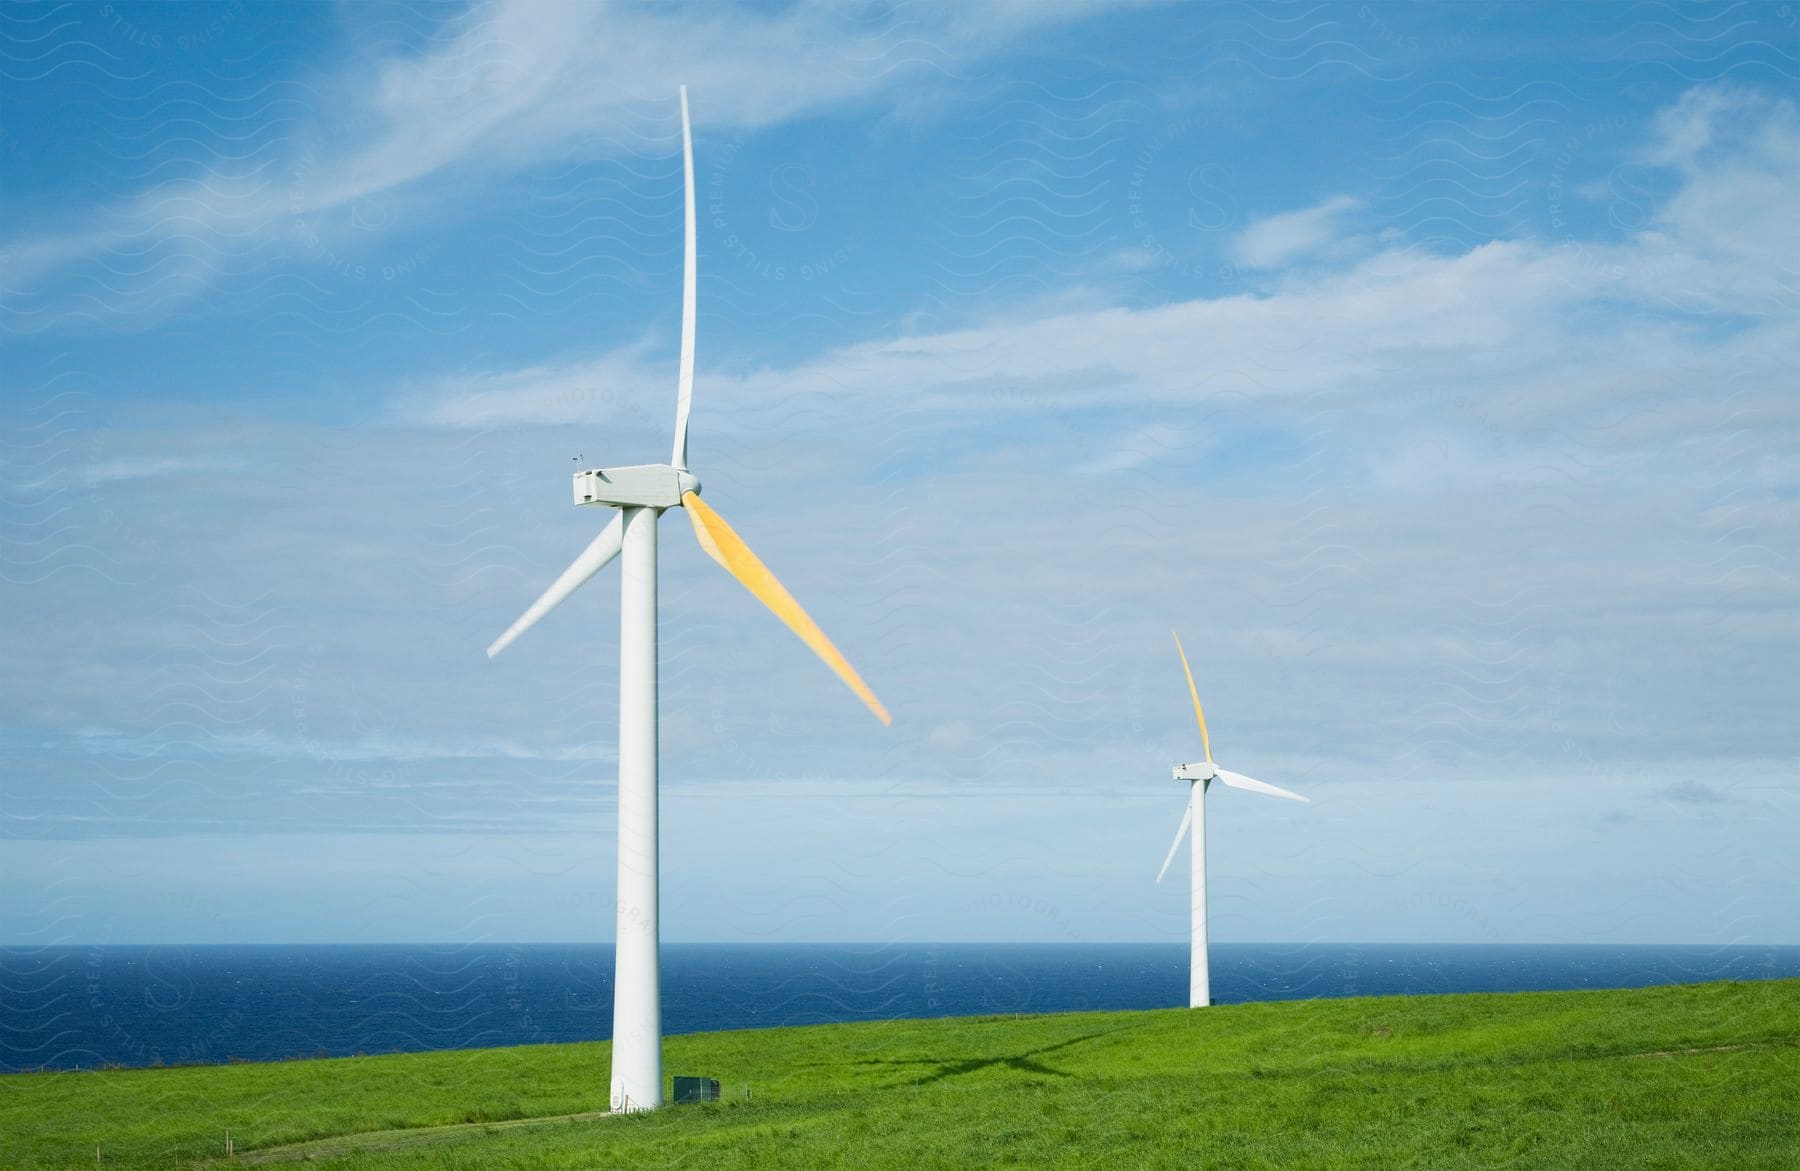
3,943,1795,1073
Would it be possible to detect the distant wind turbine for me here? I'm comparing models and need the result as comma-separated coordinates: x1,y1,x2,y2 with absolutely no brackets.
486,87,891,1112
1157,631,1307,1008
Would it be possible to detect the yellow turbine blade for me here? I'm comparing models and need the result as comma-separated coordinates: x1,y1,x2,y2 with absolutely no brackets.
1171,629,1212,763
683,491,891,726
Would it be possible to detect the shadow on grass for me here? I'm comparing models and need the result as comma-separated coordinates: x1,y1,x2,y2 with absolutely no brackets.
855,1029,1130,1087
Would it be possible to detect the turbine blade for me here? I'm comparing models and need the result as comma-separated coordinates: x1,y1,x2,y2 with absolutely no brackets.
1171,629,1212,763
486,515,624,658
670,85,697,470
1156,799,1194,883
682,491,890,725
1216,768,1309,803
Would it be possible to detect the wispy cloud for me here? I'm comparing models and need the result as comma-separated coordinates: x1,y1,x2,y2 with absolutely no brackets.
1078,424,1188,475
0,0,1123,331
399,84,1796,449
400,338,665,430
1232,194,1361,269
12,455,246,495
1660,780,1730,805
65,726,614,765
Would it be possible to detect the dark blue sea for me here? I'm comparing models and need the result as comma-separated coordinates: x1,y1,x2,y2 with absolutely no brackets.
3,943,1795,1072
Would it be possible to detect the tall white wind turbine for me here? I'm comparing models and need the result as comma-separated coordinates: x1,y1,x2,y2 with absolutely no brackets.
1156,631,1306,1008
486,88,891,1113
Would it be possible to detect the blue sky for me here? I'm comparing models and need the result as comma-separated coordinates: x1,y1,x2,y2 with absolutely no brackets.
2,1,1795,947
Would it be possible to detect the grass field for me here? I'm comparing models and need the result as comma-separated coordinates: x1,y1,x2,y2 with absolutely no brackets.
2,979,1795,1169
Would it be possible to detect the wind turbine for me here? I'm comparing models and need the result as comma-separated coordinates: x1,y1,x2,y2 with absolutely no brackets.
485,87,891,1113
1156,631,1306,1008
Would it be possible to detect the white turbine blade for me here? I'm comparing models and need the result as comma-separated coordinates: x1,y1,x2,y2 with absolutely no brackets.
1155,800,1194,883
670,85,697,470
486,514,624,658
1215,768,1309,803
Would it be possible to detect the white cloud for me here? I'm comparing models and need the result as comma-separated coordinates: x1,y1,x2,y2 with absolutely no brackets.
404,235,1777,455
1643,85,1753,169
1631,89,1800,317
401,338,665,430
1231,194,1361,269
397,84,1798,460
64,727,614,765
1078,424,1188,475
11,456,246,494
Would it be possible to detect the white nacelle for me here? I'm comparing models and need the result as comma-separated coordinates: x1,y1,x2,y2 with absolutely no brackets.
573,465,700,510
1174,761,1218,782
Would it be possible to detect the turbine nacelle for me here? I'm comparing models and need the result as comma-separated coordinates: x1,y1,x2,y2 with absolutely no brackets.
572,464,702,510
1173,761,1218,783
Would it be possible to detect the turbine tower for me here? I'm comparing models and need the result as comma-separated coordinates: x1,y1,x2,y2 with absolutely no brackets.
1156,631,1306,1008
486,88,890,1112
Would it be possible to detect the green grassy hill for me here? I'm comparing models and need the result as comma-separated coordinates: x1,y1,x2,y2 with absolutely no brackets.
3,979,1795,1169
